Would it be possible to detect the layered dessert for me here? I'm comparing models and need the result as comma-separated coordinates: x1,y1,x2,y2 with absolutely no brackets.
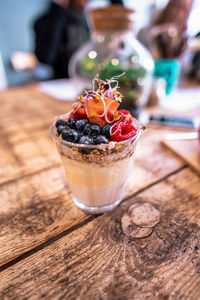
50,75,142,213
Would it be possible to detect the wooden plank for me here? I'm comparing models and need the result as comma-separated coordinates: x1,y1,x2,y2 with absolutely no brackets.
0,124,185,267
0,133,61,185
0,86,73,185
124,127,184,195
0,114,54,145
0,85,193,269
0,166,88,267
0,91,65,184
0,119,184,186
0,168,199,300
0,85,194,187
0,85,72,120
0,119,186,265
162,138,200,175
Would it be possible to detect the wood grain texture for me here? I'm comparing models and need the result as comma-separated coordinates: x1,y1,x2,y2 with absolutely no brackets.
0,133,60,185
0,84,199,290
0,168,199,300
0,85,186,266
162,138,200,175
0,122,184,186
124,127,184,196
0,166,89,267
0,85,72,121
0,126,184,267
0,85,72,185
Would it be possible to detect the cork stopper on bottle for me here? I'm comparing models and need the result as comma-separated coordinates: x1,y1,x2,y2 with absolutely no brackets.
89,5,135,32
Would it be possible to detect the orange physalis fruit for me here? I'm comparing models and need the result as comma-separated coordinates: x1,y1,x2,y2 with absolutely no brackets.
86,97,119,126
105,98,119,122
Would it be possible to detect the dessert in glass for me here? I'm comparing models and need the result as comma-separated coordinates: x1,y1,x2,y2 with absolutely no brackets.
50,75,142,214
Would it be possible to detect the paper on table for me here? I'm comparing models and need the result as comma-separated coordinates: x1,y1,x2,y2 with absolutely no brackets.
38,79,88,101
160,87,200,112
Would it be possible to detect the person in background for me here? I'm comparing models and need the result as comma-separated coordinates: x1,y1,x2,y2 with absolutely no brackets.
137,0,194,59
34,0,123,79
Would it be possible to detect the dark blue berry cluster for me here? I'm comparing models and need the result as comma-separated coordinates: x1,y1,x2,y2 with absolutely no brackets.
55,118,111,145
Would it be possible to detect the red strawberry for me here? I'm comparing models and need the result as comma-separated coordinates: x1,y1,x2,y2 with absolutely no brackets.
118,109,131,116
69,103,87,120
117,109,132,123
111,120,137,142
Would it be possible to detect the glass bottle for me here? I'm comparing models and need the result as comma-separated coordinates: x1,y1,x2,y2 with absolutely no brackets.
69,5,154,117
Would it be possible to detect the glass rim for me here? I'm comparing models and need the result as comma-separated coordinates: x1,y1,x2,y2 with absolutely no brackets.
50,117,142,149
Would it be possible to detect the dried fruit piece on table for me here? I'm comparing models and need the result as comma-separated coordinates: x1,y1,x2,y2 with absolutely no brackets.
121,213,152,239
129,202,160,228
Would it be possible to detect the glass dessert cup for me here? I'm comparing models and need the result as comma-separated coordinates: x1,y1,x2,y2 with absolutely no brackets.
50,114,142,214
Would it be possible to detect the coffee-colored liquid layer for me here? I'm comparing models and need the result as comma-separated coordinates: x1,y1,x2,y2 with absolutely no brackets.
61,155,134,207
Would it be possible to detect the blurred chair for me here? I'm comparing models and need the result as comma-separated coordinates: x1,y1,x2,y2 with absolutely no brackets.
0,52,7,90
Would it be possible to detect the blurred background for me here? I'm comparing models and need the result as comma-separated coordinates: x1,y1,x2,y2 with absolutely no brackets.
0,0,200,88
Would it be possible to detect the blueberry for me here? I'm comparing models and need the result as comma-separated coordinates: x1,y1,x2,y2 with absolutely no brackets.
95,135,109,144
57,125,66,136
75,118,89,131
101,124,111,139
62,128,79,143
68,117,77,128
83,123,101,137
77,130,84,138
55,119,68,128
78,135,94,145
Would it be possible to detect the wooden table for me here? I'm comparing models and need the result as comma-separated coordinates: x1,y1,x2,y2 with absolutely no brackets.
0,85,200,300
